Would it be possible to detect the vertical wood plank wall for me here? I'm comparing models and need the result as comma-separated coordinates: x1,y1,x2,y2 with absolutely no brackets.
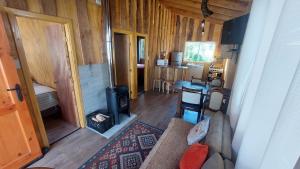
1,0,105,65
172,15,223,80
110,0,176,88
173,15,223,57
0,0,223,88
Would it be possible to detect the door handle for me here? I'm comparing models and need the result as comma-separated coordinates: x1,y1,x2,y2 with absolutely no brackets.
7,84,23,102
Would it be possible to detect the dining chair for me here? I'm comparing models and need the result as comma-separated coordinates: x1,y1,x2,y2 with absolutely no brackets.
191,76,207,86
180,87,205,122
210,78,223,88
207,88,224,112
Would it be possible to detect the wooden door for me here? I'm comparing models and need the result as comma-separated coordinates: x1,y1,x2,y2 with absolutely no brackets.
114,33,130,87
0,15,41,169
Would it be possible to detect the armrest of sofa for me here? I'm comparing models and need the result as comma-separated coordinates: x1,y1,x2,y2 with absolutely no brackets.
140,118,193,169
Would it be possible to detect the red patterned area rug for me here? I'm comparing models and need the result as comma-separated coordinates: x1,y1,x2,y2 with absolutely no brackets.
79,120,164,169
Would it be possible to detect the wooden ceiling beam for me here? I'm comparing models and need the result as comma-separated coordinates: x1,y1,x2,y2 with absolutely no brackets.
162,2,233,21
189,0,251,12
161,0,245,17
167,7,224,24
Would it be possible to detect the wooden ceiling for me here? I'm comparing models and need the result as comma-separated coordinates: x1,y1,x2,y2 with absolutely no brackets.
160,0,252,24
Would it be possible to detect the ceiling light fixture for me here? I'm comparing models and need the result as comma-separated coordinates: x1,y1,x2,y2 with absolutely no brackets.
201,19,205,35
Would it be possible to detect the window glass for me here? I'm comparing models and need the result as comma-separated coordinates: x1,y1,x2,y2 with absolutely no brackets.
183,41,216,62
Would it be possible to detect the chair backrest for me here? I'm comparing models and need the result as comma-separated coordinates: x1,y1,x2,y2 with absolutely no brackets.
181,87,203,105
211,78,222,87
191,76,206,86
208,89,224,111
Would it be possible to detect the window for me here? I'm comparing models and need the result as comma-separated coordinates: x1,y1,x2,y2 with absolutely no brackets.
183,41,216,62
137,37,145,63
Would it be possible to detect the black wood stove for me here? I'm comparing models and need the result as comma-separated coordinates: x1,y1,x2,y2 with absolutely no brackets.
106,85,130,125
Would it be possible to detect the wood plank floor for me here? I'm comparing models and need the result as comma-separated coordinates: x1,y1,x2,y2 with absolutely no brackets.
44,116,79,144
30,91,178,169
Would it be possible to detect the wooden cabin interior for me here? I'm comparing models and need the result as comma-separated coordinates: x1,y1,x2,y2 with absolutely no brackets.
0,0,299,169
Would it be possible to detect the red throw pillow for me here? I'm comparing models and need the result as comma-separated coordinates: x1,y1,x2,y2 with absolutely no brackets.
180,144,209,169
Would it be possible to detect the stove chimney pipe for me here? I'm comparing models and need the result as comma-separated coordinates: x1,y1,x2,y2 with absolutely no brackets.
103,0,115,88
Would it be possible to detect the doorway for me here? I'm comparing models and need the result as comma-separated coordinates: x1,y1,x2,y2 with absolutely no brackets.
137,36,145,94
15,17,79,144
113,33,131,88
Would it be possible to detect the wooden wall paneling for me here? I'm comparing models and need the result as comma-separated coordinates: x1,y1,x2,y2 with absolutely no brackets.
125,0,130,30
6,0,28,10
201,20,210,41
195,19,202,41
179,16,188,51
128,0,135,31
148,0,158,86
75,0,94,65
147,0,155,85
114,0,121,29
40,0,57,16
45,23,79,126
156,4,162,57
136,0,143,33
167,13,172,51
56,0,85,65
87,1,104,63
174,15,181,51
187,18,194,41
166,11,171,53
166,9,170,53
26,0,43,13
212,24,223,57
208,23,215,41
154,0,160,58
120,0,129,30
16,18,56,89
161,7,165,52
144,0,150,34
0,0,6,6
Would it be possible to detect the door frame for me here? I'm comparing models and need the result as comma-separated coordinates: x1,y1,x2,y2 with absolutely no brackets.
136,33,149,92
0,6,85,148
112,29,137,99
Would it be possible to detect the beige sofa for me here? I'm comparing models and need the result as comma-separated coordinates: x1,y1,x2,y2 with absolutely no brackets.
140,111,234,169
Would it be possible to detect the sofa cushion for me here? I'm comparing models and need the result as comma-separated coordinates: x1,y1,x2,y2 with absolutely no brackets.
224,159,235,169
179,144,208,169
205,111,224,157
222,115,232,160
140,118,193,169
187,116,210,145
202,153,224,169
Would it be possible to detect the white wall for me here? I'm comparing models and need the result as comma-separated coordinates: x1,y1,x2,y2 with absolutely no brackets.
234,0,300,168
